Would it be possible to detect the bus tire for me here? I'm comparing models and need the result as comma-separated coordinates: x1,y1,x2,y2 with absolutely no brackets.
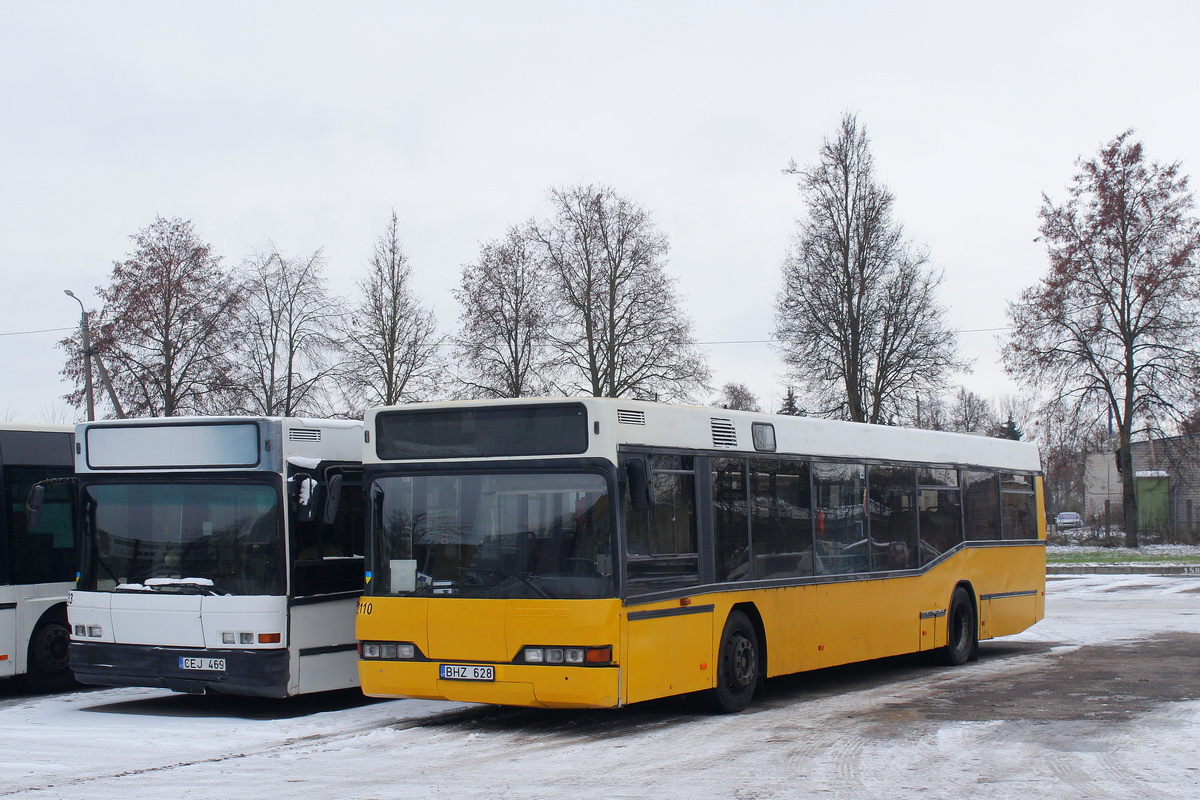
712,610,759,713
941,586,975,667
26,610,74,693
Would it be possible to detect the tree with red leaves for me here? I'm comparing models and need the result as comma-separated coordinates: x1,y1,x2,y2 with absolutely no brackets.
1005,131,1200,547
61,216,243,417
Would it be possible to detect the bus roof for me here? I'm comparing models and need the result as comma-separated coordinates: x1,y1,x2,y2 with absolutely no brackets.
364,397,1041,473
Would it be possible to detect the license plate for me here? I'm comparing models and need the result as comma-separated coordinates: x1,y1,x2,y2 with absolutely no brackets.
440,664,494,681
179,657,226,672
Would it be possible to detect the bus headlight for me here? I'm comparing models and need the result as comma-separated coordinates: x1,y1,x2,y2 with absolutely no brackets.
521,646,611,666
359,641,418,660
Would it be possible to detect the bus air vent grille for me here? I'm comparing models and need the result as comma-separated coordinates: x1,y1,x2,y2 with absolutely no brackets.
617,409,646,425
288,428,322,442
710,419,737,448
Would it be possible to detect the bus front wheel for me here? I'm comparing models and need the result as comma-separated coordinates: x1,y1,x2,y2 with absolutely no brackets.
26,611,74,692
941,586,975,667
712,610,759,713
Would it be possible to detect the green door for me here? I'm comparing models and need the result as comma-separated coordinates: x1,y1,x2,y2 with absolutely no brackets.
1137,476,1170,536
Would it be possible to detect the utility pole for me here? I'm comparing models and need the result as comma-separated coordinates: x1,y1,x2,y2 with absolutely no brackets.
64,290,126,419
64,289,94,421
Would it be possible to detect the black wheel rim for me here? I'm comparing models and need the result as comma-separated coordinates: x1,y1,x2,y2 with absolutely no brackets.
728,632,756,690
33,623,70,674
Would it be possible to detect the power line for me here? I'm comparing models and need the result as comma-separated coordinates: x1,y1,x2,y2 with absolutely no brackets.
0,326,74,337
698,327,1009,345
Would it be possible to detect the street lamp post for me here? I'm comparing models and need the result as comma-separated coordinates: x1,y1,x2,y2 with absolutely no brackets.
64,289,94,422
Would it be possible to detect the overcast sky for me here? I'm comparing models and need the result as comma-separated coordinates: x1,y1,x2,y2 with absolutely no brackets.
3,1,1198,425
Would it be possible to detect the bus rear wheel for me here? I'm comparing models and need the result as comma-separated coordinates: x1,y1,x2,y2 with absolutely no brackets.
941,587,975,667
712,610,759,713
26,612,74,693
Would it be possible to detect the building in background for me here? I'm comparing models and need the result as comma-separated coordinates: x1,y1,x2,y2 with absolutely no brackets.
1083,435,1200,542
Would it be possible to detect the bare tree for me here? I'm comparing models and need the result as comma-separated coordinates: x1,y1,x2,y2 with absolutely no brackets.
715,382,760,412
532,184,709,401
236,244,345,416
774,114,964,425
1038,397,1110,518
452,225,553,398
993,394,1038,441
342,212,443,409
1004,131,1200,546
948,387,994,433
913,394,948,431
60,216,242,417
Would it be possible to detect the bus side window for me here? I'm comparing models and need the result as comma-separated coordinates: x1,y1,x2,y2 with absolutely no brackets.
5,466,75,584
625,455,699,594
293,477,364,598
868,465,918,572
962,471,1002,540
712,458,748,583
1000,474,1037,540
812,462,868,575
749,459,813,579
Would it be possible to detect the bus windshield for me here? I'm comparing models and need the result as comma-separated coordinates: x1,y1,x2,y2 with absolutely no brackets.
370,472,614,599
80,482,285,596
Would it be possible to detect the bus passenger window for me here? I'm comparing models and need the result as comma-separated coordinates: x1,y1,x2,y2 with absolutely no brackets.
625,455,698,594
918,488,962,564
868,465,917,571
5,466,75,584
1000,474,1037,540
749,459,812,579
962,471,1002,540
812,462,868,575
712,458,749,582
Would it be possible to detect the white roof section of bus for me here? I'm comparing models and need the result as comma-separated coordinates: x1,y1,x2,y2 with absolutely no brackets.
76,416,362,473
0,423,74,434
364,397,1041,473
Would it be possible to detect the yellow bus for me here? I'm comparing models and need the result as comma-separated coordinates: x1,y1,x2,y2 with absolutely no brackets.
356,398,1044,712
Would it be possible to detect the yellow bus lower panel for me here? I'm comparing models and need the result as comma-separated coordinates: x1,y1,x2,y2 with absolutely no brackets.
359,660,621,709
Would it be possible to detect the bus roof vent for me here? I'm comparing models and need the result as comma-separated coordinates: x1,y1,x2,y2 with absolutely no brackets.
288,428,322,442
617,409,646,425
710,418,737,448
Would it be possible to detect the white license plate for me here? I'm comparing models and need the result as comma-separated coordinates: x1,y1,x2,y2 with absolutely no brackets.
179,657,226,672
440,664,494,681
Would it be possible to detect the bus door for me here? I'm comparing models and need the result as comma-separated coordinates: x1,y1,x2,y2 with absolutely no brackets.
621,453,714,703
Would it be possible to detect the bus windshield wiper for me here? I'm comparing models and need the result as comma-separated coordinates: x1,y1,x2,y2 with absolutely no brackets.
460,567,554,599
115,577,222,596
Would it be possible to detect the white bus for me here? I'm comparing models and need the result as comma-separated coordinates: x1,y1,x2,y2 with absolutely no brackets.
64,417,364,697
1,424,77,691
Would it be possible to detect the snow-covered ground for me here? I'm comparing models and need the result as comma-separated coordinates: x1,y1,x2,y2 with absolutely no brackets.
2,575,1199,799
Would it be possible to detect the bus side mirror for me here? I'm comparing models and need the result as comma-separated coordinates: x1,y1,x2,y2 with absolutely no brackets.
296,476,323,523
626,458,655,512
323,474,343,526
26,484,45,529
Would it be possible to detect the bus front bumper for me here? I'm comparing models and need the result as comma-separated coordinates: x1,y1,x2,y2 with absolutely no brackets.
358,659,622,709
70,640,291,698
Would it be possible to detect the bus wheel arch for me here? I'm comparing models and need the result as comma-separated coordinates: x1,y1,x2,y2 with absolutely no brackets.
712,604,764,713
942,583,977,667
26,604,75,692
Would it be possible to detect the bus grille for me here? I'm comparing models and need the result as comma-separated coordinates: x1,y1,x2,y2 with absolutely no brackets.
617,409,646,425
288,428,322,442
